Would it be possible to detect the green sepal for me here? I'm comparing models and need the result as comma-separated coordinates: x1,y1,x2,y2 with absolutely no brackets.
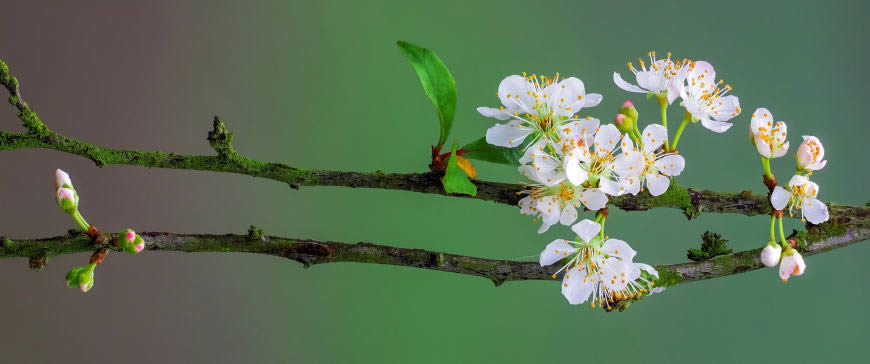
396,41,457,147
460,136,525,166
65,263,96,291
442,145,477,196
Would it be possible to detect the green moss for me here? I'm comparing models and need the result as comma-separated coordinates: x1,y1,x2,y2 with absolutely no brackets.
0,59,9,76
248,225,266,241
687,231,733,261
654,267,684,287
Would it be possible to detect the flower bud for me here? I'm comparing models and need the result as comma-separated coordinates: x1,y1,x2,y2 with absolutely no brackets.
795,136,826,171
65,263,96,293
55,169,73,190
779,249,806,282
119,229,145,254
615,113,635,134
619,99,638,121
760,242,782,267
56,187,78,214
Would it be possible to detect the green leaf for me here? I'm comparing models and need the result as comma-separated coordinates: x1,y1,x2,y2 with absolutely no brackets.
397,41,456,147
461,137,525,166
442,146,477,196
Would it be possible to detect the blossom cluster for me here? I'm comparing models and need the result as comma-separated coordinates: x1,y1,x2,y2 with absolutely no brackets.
748,108,829,281
476,51,830,306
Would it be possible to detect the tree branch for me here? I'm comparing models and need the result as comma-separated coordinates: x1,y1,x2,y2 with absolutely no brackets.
2,205,867,289
3,59,870,309
0,60,858,221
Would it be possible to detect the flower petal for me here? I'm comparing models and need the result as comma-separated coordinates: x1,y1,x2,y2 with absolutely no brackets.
579,188,608,211
635,262,659,279
601,239,637,261
485,121,533,147
700,118,733,133
571,219,601,243
773,141,790,158
612,150,644,177
497,75,535,113
750,107,773,137
711,95,740,122
564,151,589,186
560,204,579,226
787,175,809,189
770,186,791,210
754,134,772,158
518,195,537,216
641,124,667,152
540,239,578,266
655,154,685,176
593,124,622,157
477,106,513,120
582,93,603,108
598,178,622,196
802,198,829,224
613,72,647,93
646,173,671,196
562,267,594,304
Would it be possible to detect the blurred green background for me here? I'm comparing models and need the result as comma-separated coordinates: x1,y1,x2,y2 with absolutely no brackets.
1,0,868,362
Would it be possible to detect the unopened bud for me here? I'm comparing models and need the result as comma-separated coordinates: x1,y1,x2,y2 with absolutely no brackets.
119,229,145,254
760,242,781,267
55,169,72,190
619,99,638,121
56,187,78,214
65,263,96,293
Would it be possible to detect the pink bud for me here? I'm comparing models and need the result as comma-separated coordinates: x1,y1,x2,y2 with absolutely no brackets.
57,187,75,203
55,169,72,189
79,283,90,292
615,114,626,125
622,99,634,109
125,231,136,242
134,242,145,253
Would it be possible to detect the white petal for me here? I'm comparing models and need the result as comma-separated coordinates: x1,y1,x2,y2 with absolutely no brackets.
641,124,667,152
563,150,589,186
582,93,603,108
754,134,772,158
612,151,644,177
621,174,641,196
593,124,622,157
537,196,561,233
700,118,732,133
711,95,740,122
636,70,663,92
571,219,601,243
772,141,790,158
655,154,685,176
613,72,647,93
802,198,829,224
806,159,827,171
787,175,809,189
477,106,512,120
750,107,773,137
560,205,578,226
518,196,536,216
598,178,622,196
485,121,533,147
554,77,586,115
619,134,635,154
601,239,637,261
518,139,547,165
579,188,608,211
497,75,535,113
770,186,791,210
562,267,594,304
646,173,671,196
540,239,578,266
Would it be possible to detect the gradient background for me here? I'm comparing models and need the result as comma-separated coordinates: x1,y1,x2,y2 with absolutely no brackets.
1,1,868,362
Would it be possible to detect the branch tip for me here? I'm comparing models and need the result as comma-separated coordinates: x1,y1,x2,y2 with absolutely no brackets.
207,116,239,159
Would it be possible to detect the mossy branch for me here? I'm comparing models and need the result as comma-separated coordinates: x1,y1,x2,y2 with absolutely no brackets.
3,59,870,300
0,60,860,220
1,209,867,289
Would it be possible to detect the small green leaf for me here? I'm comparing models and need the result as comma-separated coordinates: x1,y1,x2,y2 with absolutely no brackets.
461,137,525,166
442,146,477,196
397,41,456,147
